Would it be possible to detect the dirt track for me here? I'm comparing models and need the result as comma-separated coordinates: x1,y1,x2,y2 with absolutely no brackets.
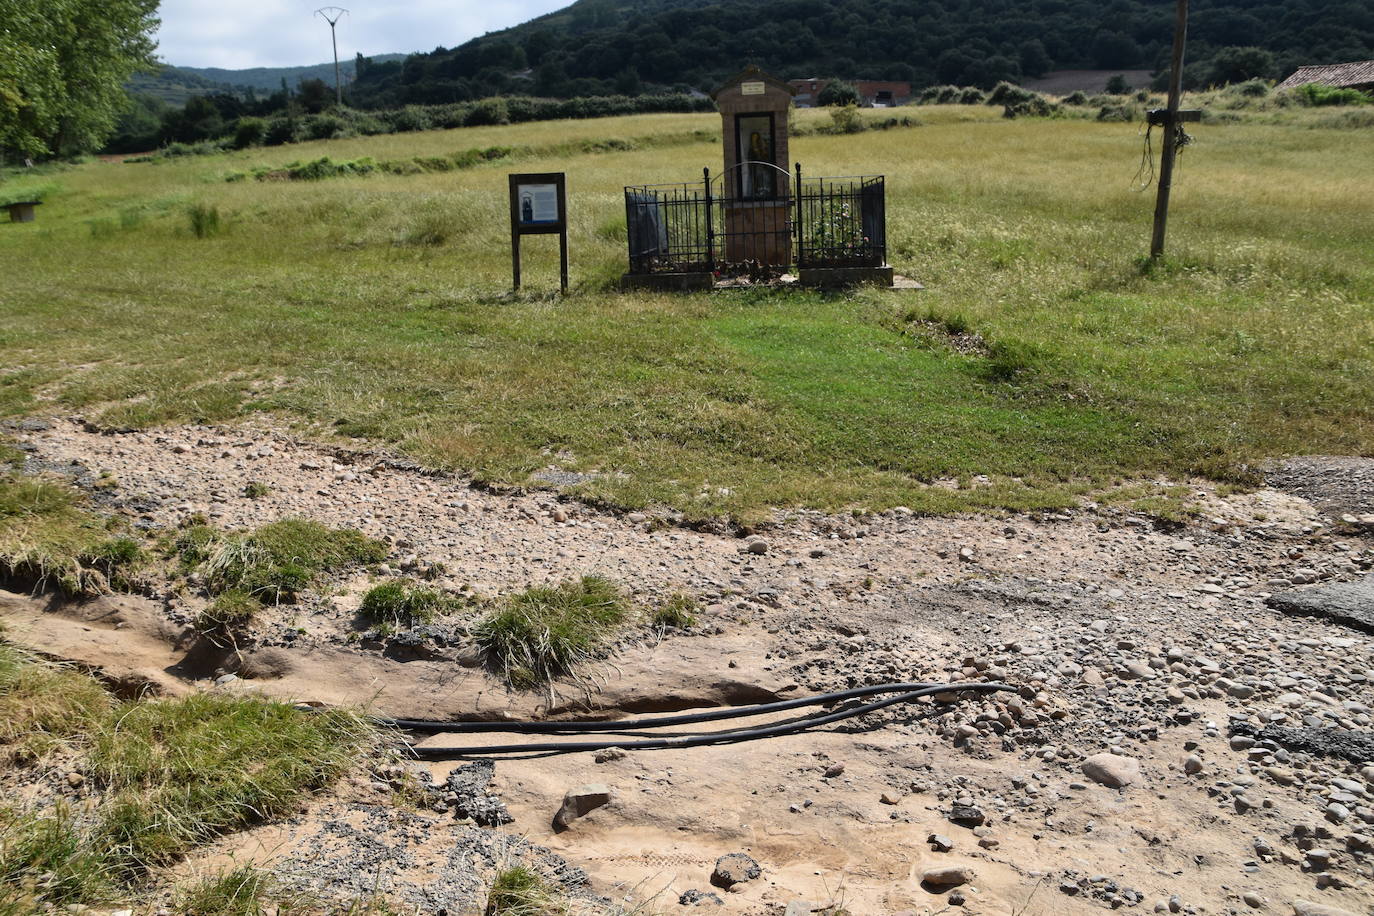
4,417,1374,915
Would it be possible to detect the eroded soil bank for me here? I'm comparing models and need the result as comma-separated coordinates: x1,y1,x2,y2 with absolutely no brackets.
4,417,1373,916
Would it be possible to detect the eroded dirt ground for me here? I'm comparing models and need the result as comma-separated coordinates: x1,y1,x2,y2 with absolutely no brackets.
4,417,1374,916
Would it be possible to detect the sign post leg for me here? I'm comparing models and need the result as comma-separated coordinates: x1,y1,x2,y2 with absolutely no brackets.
559,233,569,295
512,235,521,291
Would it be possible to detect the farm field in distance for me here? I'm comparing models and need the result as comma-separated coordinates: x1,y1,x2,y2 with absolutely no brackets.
1,103,1371,522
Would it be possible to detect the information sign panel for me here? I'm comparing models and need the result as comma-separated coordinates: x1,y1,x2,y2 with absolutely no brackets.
508,172,568,293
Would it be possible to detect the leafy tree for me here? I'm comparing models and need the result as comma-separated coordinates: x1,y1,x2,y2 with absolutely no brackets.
297,78,333,114
0,0,159,159
1105,74,1130,95
1018,39,1053,79
1207,46,1276,85
817,80,860,106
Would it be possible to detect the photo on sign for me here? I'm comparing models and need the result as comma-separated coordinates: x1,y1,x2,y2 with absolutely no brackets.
519,184,560,225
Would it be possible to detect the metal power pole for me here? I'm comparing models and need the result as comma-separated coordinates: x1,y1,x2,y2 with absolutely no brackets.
315,7,348,108
1150,0,1189,259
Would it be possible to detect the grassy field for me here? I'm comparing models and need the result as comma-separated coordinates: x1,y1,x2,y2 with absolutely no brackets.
1,103,1371,521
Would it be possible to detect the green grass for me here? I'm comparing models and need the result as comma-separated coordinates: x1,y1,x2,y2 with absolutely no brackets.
485,865,567,916
1,106,1372,520
358,579,462,628
195,589,263,640
0,643,112,762
0,643,372,907
474,576,629,689
0,473,143,595
177,518,387,603
650,594,698,630
175,866,275,916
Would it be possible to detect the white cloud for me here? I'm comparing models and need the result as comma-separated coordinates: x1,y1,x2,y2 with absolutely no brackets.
154,0,567,69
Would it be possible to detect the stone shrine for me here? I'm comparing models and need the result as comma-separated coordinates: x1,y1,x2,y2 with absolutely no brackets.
710,66,794,266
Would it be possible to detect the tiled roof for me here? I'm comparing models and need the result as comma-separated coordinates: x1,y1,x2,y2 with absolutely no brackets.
1278,60,1374,90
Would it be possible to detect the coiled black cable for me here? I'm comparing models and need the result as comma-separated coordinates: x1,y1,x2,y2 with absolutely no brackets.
381,681,954,733
398,681,1014,758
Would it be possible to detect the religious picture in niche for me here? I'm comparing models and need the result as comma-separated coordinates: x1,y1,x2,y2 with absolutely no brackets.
736,114,775,199
518,183,560,225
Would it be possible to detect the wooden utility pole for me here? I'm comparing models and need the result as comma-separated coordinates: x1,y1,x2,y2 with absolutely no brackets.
1150,0,1189,259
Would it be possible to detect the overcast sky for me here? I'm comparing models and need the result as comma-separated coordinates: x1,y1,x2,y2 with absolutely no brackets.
155,0,569,69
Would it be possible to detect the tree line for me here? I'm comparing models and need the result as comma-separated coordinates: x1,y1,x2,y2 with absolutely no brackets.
345,0,1374,104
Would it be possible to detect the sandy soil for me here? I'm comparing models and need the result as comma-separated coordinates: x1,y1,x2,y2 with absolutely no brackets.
3,417,1373,916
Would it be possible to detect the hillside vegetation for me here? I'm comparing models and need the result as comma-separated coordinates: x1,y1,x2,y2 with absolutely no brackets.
348,0,1374,104
1,103,1371,522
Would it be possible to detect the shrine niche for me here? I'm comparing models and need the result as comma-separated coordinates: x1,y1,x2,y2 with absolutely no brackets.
711,66,794,267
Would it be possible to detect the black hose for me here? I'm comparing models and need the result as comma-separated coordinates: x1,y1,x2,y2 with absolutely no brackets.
381,681,951,733
402,681,1013,758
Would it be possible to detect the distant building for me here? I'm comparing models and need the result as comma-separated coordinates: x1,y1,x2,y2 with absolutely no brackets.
789,78,912,108
1278,60,1374,93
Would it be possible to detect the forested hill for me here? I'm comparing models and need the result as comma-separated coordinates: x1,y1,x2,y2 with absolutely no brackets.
348,0,1374,106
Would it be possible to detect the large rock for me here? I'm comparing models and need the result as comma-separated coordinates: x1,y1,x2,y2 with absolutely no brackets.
1082,753,1141,788
921,865,975,888
1267,576,1374,634
553,783,612,830
710,853,761,888
1292,899,1361,916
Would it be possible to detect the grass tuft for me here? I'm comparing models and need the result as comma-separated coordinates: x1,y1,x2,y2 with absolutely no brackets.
484,865,567,916
358,579,461,628
474,576,629,689
195,590,263,641
0,804,117,908
0,474,143,596
0,644,112,761
650,594,698,630
242,480,271,499
179,518,387,603
89,693,371,875
175,866,275,916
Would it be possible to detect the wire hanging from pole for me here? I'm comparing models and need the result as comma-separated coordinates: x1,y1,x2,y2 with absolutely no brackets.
1134,122,1194,192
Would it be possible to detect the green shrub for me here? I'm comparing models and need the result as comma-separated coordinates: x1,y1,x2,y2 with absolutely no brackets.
232,117,266,149
474,576,629,688
243,480,271,499
358,580,459,628
829,105,864,134
390,106,433,132
1063,90,1089,105
1229,79,1271,98
467,98,510,126
1294,83,1371,107
1096,103,1140,122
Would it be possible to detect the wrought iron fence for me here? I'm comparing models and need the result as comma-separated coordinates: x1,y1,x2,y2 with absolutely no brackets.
795,175,886,269
625,180,713,275
624,168,886,275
